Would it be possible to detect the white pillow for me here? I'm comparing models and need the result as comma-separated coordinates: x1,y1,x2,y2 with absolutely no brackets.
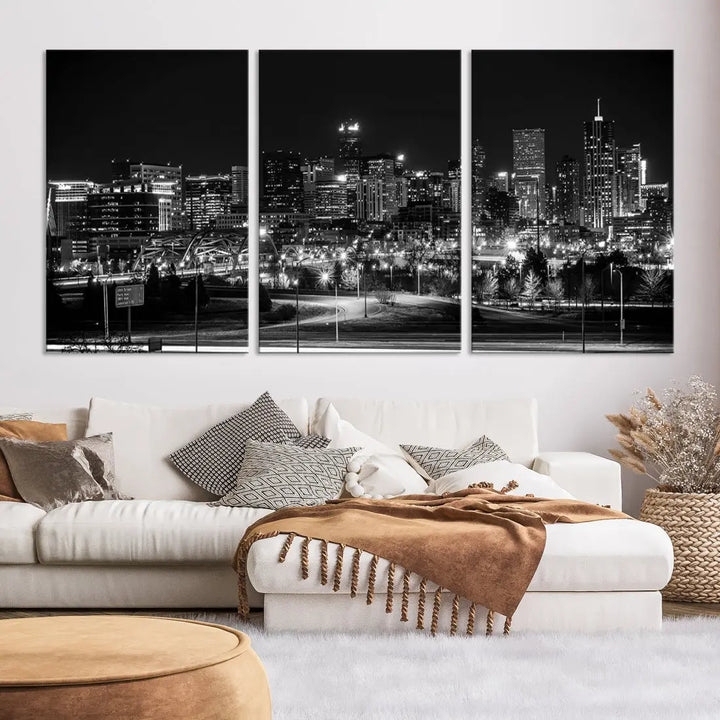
426,461,574,500
315,404,427,497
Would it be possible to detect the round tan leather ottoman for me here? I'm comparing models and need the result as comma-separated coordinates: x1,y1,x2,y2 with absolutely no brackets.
0,616,271,720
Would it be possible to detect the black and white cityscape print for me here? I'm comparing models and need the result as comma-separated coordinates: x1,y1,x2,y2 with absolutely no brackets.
472,51,673,353
258,50,461,353
46,50,249,353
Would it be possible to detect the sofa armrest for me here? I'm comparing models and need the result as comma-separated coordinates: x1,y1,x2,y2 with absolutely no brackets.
532,452,622,510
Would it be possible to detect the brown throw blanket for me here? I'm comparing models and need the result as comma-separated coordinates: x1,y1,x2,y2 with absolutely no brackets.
233,487,628,635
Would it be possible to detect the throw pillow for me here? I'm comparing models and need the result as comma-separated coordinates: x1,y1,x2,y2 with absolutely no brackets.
315,403,427,497
211,440,359,510
0,412,33,421
427,461,574,500
0,434,119,511
169,392,304,497
0,420,67,500
401,436,509,481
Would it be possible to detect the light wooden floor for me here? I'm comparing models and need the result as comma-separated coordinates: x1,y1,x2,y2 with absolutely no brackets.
1,603,719,621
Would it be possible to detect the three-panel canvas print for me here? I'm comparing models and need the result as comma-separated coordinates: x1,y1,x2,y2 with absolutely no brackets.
45,49,673,354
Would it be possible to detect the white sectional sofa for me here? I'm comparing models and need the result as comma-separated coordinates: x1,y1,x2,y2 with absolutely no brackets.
0,397,673,633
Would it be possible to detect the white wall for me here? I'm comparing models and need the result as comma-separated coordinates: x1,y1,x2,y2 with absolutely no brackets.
1,0,719,515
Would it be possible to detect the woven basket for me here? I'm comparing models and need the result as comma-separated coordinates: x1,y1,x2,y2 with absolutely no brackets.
640,488,720,602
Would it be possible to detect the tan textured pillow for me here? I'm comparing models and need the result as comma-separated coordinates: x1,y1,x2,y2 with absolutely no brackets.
0,421,67,500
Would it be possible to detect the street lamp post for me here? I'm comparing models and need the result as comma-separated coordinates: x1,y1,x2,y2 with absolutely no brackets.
611,263,624,346
363,260,368,318
194,260,200,353
335,280,339,343
295,276,300,354
580,253,587,354
535,176,541,254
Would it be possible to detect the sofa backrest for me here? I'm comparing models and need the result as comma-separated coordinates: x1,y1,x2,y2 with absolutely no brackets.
313,397,539,467
34,399,309,501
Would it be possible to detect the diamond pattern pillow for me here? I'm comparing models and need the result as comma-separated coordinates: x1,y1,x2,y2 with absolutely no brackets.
400,436,509,481
169,392,304,497
211,440,359,510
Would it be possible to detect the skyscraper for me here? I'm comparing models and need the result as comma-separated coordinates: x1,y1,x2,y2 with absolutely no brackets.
315,179,349,220
471,140,486,220
583,100,616,229
365,154,398,221
512,129,546,221
556,155,581,224
231,165,249,210
111,160,183,230
615,144,642,216
184,174,232,230
261,150,304,213
337,119,362,173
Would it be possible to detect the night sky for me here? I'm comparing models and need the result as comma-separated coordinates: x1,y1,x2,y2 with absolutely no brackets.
46,50,248,181
260,51,460,171
472,51,673,185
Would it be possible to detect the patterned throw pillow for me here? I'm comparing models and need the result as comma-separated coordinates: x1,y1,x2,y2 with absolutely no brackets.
169,392,304,497
400,436,509,481
211,440,358,510
293,434,331,450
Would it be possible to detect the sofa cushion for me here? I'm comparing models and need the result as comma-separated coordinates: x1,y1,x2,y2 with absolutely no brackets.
36,500,272,565
314,398,539,467
0,502,46,564
85,397,309,501
247,519,674,594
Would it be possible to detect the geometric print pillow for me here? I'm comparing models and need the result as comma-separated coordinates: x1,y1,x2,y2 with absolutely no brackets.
210,440,359,510
168,392,303,497
400,436,509,481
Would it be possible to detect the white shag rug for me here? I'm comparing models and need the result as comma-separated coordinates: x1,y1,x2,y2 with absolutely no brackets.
170,613,720,720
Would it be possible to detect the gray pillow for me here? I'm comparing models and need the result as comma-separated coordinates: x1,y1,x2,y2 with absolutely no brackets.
0,413,32,421
210,440,358,510
0,433,121,511
169,392,305,497
400,436,509,481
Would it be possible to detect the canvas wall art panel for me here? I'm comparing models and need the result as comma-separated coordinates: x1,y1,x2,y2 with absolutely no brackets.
471,50,673,353
46,50,249,353
258,50,461,353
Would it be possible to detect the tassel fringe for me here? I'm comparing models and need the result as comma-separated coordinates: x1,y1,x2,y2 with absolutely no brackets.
278,532,296,563
431,587,443,636
320,540,328,586
350,548,361,598
450,594,460,636
301,537,310,580
401,569,411,622
385,562,396,614
503,615,513,635
367,555,378,605
416,578,427,630
333,544,345,592
466,602,476,636
486,609,495,636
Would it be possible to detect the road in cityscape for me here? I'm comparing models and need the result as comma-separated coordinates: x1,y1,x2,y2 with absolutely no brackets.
260,291,460,351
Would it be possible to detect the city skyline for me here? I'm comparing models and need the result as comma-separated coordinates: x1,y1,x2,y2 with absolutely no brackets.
46,50,248,181
260,51,460,172
471,50,673,354
472,51,673,185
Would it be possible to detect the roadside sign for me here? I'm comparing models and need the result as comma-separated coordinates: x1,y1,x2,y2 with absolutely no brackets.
115,284,145,308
